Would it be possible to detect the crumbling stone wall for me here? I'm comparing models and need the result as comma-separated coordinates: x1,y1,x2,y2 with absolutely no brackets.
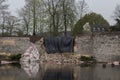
1,33,120,62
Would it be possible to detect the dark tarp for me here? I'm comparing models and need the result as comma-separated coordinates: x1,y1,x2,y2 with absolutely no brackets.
44,36,59,53
44,36,74,54
59,36,74,53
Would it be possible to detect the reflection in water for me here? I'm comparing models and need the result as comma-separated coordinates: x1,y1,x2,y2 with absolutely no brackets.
43,64,74,80
1,63,120,80
20,44,40,62
20,61,39,79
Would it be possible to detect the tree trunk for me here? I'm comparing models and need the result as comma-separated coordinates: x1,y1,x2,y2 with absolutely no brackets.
33,0,36,35
2,21,5,36
63,1,67,36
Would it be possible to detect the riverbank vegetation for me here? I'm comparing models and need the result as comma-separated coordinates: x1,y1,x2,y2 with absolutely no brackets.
0,53,21,61
80,55,96,62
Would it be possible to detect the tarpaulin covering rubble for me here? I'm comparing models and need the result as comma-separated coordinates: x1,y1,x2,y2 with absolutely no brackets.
44,36,74,54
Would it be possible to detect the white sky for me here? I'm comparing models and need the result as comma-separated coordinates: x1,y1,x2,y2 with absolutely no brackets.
7,0,120,25
85,0,120,25
7,0,25,16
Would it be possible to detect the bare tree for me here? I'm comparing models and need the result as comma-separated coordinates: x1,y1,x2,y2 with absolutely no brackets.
42,0,62,36
114,4,120,26
41,0,76,36
0,0,8,13
6,16,19,36
76,0,89,19
18,0,80,36
0,11,9,36
61,0,76,36
0,0,9,36
18,6,31,35
19,0,43,36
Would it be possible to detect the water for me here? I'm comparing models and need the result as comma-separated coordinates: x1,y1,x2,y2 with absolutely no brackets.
0,63,120,80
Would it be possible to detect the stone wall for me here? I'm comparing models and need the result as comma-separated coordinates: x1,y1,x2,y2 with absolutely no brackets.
93,34,120,62
76,33,120,62
75,35,93,55
0,37,36,54
1,33,120,62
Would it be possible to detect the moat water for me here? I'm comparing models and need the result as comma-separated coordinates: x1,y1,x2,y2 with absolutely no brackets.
0,63,120,80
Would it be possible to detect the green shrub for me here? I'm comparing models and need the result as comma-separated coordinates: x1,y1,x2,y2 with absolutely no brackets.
80,56,96,62
9,54,21,61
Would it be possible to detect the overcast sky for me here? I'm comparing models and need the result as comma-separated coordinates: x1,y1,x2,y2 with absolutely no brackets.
7,0,120,25
7,0,25,16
